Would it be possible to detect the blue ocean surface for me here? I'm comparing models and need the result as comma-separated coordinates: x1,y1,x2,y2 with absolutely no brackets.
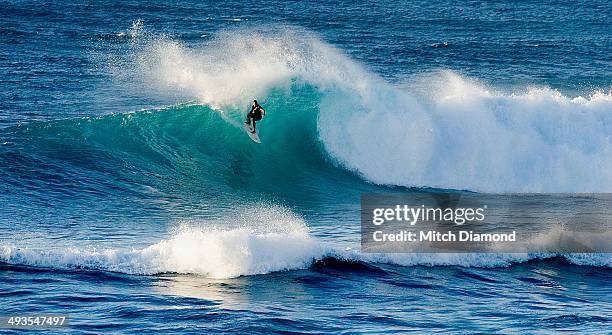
1,0,611,333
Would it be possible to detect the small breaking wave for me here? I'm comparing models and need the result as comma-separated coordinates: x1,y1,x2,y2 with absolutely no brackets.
1,205,610,278
0,206,325,279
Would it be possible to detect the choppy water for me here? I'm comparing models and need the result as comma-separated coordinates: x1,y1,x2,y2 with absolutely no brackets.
1,0,611,333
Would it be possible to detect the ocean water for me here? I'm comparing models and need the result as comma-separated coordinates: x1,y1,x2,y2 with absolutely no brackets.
1,0,611,333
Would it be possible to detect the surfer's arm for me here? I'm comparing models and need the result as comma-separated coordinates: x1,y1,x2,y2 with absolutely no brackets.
262,108,266,116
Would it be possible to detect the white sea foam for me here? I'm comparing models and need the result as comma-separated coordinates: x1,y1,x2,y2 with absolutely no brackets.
323,72,612,192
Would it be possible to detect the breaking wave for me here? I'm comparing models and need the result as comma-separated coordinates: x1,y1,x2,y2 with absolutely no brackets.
119,27,612,192
1,206,609,279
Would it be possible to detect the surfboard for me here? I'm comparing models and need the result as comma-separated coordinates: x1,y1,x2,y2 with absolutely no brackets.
243,123,261,143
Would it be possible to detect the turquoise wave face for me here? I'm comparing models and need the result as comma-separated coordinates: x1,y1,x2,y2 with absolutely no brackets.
0,84,381,220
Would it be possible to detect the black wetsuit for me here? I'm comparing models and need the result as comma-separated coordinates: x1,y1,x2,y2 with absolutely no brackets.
246,106,264,132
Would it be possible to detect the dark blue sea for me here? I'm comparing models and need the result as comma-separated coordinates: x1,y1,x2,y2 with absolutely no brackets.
1,0,611,333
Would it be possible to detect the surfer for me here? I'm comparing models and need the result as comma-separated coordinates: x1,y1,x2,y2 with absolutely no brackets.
245,100,265,133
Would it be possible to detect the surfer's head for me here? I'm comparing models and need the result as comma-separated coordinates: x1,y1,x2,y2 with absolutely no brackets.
253,100,259,107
